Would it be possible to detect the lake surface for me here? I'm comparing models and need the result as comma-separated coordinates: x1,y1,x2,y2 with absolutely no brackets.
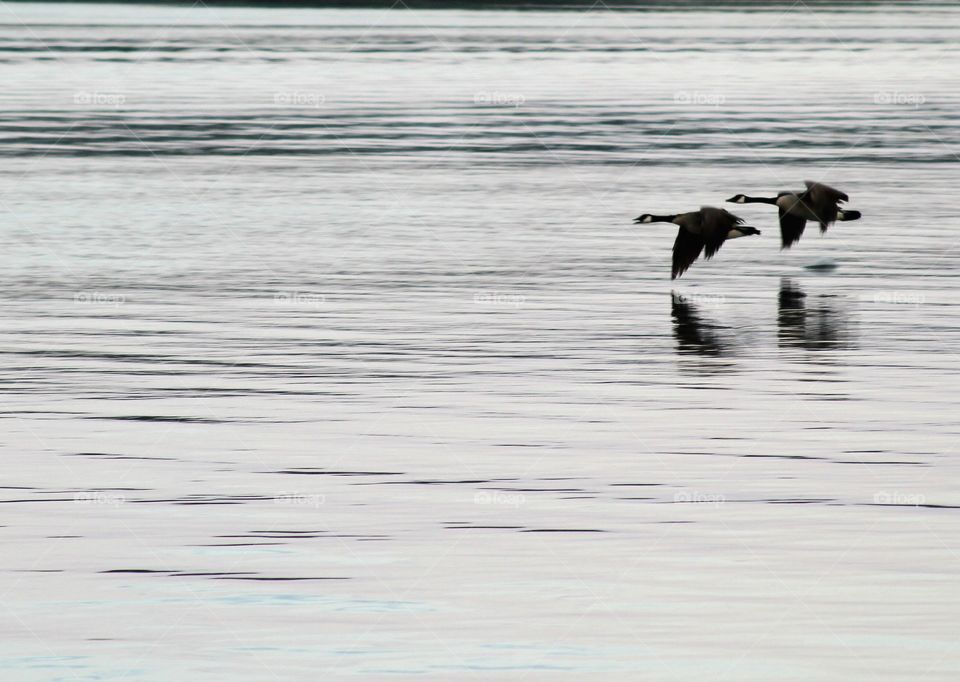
1,1,959,679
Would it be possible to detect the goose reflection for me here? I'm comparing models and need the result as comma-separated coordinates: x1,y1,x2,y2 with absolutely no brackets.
778,278,854,350
671,291,730,358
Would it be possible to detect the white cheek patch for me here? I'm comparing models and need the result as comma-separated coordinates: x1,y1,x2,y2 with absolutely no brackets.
727,229,744,239
642,216,653,223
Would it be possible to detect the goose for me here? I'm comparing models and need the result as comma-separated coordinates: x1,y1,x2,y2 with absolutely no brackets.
727,181,861,250
633,206,760,279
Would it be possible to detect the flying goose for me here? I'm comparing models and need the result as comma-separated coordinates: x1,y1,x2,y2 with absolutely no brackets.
634,206,760,279
727,181,861,250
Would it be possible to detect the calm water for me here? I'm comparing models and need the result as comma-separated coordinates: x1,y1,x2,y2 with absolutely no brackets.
1,2,959,679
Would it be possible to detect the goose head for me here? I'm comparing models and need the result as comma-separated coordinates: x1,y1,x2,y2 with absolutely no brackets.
726,194,748,204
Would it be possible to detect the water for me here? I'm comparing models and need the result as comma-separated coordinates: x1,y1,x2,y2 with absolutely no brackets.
1,2,959,679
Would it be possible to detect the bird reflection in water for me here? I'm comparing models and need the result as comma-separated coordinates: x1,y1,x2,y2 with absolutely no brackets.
778,278,854,350
670,291,732,362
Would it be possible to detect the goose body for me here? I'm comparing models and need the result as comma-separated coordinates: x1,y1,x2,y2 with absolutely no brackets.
634,206,760,279
727,181,861,249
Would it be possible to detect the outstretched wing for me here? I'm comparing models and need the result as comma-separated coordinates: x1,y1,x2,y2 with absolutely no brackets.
779,207,807,249
803,182,845,231
804,180,848,204
699,206,742,258
672,227,705,280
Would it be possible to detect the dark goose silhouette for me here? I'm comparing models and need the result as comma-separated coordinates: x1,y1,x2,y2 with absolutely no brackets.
727,181,861,250
634,206,760,279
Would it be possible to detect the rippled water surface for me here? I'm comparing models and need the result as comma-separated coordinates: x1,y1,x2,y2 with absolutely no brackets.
2,2,959,680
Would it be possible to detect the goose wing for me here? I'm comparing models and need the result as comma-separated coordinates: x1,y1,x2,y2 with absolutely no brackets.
672,211,701,231
699,206,742,258
803,182,845,231
804,180,848,204
779,206,807,249
672,226,705,280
